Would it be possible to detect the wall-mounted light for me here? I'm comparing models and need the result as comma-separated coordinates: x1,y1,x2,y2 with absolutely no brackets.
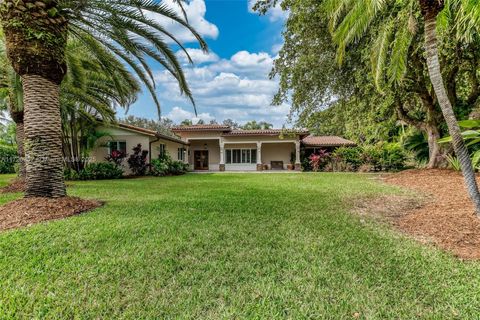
204,143,208,150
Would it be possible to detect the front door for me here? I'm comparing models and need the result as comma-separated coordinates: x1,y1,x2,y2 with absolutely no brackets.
194,150,209,170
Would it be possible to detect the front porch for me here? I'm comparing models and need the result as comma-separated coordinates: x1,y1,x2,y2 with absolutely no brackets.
187,137,301,172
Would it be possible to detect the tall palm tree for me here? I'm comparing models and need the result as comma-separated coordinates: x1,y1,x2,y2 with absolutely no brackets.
324,0,480,215
0,0,206,198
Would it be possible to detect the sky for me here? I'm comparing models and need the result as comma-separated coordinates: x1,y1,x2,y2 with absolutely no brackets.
124,0,290,127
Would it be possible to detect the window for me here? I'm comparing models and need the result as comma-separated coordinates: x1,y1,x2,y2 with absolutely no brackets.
108,141,126,154
226,149,257,164
159,144,166,157
177,148,185,161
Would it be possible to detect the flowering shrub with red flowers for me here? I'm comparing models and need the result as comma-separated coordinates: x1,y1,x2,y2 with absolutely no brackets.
309,149,331,172
105,150,127,167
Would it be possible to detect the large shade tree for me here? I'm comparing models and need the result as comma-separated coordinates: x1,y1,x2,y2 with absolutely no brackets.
0,0,206,198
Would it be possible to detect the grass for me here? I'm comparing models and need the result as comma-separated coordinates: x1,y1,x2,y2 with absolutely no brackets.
0,173,479,319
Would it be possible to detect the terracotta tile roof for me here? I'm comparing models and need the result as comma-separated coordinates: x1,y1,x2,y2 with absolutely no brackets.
171,124,232,132
302,135,356,147
222,129,309,136
117,123,188,145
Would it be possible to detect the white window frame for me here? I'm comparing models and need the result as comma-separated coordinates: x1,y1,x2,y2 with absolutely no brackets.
177,148,185,161
225,148,257,164
108,141,127,154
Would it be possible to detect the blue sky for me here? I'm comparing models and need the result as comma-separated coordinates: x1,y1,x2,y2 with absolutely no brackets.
125,0,290,127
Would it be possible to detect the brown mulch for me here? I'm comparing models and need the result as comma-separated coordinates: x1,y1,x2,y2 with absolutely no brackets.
377,169,480,260
0,178,26,193
0,197,103,232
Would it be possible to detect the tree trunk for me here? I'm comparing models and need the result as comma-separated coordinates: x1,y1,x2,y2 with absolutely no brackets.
426,124,441,169
23,75,66,198
423,16,480,215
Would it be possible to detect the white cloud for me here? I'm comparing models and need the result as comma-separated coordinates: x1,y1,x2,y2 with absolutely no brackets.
153,49,292,127
146,0,219,43
176,48,219,64
165,106,214,124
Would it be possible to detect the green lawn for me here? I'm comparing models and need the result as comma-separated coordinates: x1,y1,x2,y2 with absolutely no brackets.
0,173,479,319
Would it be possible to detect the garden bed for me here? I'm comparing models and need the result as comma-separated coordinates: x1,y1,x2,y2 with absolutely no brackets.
0,197,103,232
380,169,480,260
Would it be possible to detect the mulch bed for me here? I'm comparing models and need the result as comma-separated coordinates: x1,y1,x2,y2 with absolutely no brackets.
0,178,26,193
0,197,103,232
378,169,480,260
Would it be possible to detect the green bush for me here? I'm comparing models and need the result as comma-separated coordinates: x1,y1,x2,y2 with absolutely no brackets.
330,144,407,172
381,143,407,171
361,145,383,171
332,147,362,170
0,145,17,174
151,154,189,176
65,162,124,180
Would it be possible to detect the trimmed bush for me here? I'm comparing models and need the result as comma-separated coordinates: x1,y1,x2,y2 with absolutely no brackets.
151,154,189,176
65,162,123,180
0,145,17,174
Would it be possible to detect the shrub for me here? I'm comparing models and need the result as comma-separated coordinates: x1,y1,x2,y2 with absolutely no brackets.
0,145,17,174
332,147,362,171
309,149,330,172
105,150,126,166
151,153,189,176
381,143,407,171
127,144,149,176
66,162,123,180
361,145,383,171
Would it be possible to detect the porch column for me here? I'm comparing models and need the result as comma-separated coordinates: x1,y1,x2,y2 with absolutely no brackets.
256,142,263,171
219,139,225,172
295,140,301,171
183,146,189,164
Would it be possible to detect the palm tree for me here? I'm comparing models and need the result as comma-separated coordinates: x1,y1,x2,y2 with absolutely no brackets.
324,0,480,215
0,36,140,181
0,0,206,198
60,40,140,173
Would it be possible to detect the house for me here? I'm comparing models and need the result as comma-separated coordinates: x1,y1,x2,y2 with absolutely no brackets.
91,123,356,172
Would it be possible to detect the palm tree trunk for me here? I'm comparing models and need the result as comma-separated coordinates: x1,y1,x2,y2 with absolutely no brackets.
424,16,480,215
23,75,66,198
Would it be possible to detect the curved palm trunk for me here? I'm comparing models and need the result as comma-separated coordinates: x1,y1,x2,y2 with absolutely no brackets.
23,75,66,197
10,110,26,178
424,16,480,215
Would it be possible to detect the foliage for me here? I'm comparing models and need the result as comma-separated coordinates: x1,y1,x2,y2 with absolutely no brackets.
120,115,175,137
222,119,240,129
381,143,408,172
255,0,480,166
0,145,16,174
332,147,363,171
241,121,273,130
446,155,461,172
328,144,407,172
309,150,330,172
127,144,149,176
150,153,189,176
65,162,123,181
402,129,430,162
105,150,127,167
0,121,15,146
